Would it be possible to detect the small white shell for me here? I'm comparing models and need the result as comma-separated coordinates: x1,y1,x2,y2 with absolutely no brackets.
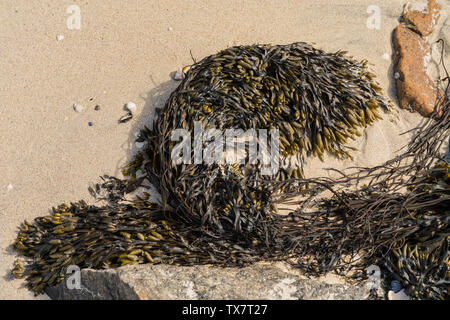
7,184,14,191
167,26,173,31
394,72,400,79
125,102,137,114
382,53,390,61
56,35,65,41
173,67,185,81
73,104,84,113
135,142,146,149
388,289,410,300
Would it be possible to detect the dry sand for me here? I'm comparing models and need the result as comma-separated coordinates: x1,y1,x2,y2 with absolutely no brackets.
0,0,448,299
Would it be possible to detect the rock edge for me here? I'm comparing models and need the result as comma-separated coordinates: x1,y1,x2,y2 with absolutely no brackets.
45,262,371,300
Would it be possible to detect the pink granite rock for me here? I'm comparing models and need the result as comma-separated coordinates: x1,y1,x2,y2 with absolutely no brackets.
401,0,441,36
393,0,445,117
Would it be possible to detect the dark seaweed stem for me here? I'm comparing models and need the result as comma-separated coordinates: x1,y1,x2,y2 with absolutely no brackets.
12,42,449,299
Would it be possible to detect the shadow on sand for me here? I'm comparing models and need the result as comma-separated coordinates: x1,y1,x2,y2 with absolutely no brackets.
123,79,179,171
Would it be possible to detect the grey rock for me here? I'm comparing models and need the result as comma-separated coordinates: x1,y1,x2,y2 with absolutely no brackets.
45,262,372,300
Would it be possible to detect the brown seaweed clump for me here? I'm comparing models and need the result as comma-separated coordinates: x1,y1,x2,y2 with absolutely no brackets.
11,42,449,299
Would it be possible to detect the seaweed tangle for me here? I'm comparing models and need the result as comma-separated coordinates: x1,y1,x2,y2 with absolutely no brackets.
12,42,449,299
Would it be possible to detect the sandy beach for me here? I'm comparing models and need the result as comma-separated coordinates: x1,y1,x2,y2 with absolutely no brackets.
0,0,448,299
